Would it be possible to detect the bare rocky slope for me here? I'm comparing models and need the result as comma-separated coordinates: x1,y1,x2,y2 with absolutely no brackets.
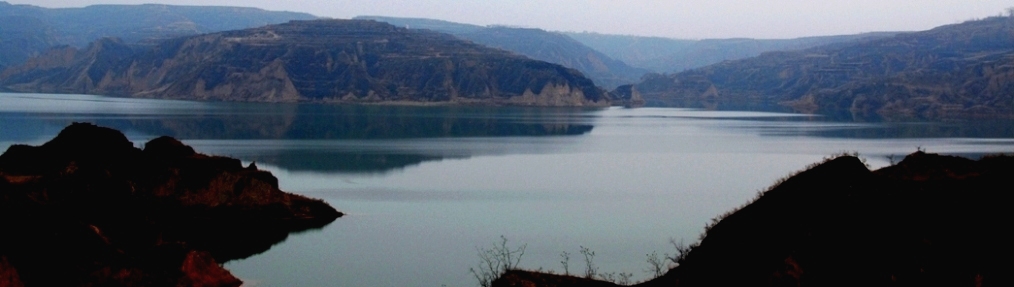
0,19,610,106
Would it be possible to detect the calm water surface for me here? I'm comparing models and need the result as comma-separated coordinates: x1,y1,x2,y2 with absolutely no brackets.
2,93,1012,286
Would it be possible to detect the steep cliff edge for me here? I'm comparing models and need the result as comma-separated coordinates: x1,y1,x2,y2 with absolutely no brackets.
494,152,1014,287
0,123,342,286
0,19,610,107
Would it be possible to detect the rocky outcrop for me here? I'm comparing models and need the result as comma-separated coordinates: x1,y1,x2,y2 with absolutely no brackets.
0,123,342,286
0,19,611,107
494,152,1014,287
610,84,646,107
624,16,1014,120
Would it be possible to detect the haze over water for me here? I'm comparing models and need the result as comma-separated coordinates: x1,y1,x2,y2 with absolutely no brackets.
2,92,1012,286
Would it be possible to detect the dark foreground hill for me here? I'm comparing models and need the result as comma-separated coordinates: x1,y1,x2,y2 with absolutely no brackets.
618,16,1014,119
0,123,342,286
0,1,315,69
0,19,610,106
359,16,650,89
494,151,1014,287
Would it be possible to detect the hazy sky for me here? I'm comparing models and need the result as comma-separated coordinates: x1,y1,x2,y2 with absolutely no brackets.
9,0,1014,39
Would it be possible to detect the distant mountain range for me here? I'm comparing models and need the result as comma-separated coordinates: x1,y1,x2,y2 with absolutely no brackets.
565,32,898,73
617,16,1014,119
357,16,905,90
357,16,650,89
0,2,910,98
0,1,315,69
0,20,609,106
2,2,1011,116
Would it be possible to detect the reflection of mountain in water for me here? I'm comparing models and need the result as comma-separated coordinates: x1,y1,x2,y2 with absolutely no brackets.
816,120,1014,139
774,118,1014,139
74,104,598,173
672,100,1014,139
245,150,446,174
116,104,596,139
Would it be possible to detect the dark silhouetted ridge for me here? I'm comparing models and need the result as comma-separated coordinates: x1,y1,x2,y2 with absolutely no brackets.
495,152,1014,287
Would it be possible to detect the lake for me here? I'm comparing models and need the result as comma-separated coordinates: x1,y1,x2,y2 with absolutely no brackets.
1,92,1012,286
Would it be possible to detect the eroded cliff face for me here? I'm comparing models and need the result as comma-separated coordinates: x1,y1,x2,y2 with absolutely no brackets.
1,19,612,106
0,38,135,94
0,123,342,286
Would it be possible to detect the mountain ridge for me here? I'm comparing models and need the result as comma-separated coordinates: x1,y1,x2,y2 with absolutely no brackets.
0,19,610,106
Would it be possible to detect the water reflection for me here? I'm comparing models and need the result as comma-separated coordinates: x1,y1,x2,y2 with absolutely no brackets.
2,93,1012,175
2,93,1012,287
0,93,598,173
253,150,443,173
804,120,1014,139
644,99,1014,138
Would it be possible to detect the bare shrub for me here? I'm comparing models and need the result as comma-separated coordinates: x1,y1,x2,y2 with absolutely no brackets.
666,238,697,265
469,235,526,287
559,251,571,275
645,251,669,278
579,246,598,279
617,272,634,285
